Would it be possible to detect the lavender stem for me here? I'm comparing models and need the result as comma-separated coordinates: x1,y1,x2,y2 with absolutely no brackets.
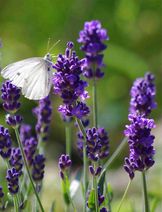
65,125,72,157
142,171,150,212
14,128,44,212
92,76,98,128
76,118,87,212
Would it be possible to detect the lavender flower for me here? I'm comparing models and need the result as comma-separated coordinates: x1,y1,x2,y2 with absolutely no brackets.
20,124,32,145
9,148,23,176
58,154,72,179
0,186,4,199
1,81,21,113
129,73,157,116
24,137,38,166
124,114,155,179
32,154,45,182
78,20,108,79
100,208,109,212
87,186,105,209
6,168,19,194
6,114,23,128
0,125,12,159
33,96,52,141
53,42,89,119
86,127,109,161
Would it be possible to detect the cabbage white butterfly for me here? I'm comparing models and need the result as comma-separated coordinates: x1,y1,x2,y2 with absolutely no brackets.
1,53,53,100
1,40,60,100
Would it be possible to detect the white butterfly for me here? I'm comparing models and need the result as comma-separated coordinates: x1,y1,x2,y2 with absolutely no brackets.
1,53,53,100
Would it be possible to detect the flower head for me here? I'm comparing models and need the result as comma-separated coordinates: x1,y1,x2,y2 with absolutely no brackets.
33,96,52,141
124,114,155,179
9,148,23,176
78,20,108,54
6,114,23,128
53,42,89,119
58,154,72,179
1,81,21,113
32,154,45,182
20,124,32,146
0,125,12,159
86,127,109,161
24,137,38,166
130,73,157,116
78,20,108,79
6,168,19,194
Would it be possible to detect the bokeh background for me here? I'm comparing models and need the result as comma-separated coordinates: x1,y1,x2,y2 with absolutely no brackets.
0,0,162,211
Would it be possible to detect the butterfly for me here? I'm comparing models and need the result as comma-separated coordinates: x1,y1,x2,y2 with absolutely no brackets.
1,53,53,100
1,40,59,100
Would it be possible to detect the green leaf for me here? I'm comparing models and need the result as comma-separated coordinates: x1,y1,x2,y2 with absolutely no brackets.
107,183,113,201
98,170,106,194
87,189,95,210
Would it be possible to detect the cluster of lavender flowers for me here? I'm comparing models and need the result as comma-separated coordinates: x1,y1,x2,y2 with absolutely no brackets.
124,73,156,179
0,80,47,200
78,20,108,79
33,96,52,141
53,41,90,119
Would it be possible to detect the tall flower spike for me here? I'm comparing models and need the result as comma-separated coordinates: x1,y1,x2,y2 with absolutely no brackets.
124,114,155,179
1,81,21,113
33,96,52,141
0,125,12,159
129,73,157,116
32,154,45,182
86,127,109,161
78,20,108,79
24,137,38,166
20,124,32,146
53,41,90,119
6,168,19,194
9,148,23,176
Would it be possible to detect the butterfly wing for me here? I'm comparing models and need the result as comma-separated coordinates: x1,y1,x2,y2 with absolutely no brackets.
1,57,52,100
21,61,52,100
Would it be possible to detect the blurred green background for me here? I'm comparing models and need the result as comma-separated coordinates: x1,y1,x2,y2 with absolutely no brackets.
0,0,162,211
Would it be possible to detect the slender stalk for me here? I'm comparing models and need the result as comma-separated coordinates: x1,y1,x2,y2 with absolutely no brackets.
93,174,99,212
92,77,98,128
142,171,150,212
116,179,131,212
14,128,44,212
76,118,87,212
13,196,19,212
98,137,127,183
65,125,72,157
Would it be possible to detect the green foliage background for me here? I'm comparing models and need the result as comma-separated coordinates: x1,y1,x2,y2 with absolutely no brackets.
0,0,161,211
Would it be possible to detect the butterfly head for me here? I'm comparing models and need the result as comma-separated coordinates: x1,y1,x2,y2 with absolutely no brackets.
44,53,52,62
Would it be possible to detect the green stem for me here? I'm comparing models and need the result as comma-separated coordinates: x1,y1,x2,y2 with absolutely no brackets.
93,174,99,212
98,137,127,183
116,179,131,212
13,196,19,212
142,171,150,212
76,118,87,212
14,128,44,212
65,125,72,157
92,77,98,128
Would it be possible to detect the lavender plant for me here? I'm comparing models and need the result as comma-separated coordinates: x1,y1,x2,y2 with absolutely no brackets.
0,20,158,212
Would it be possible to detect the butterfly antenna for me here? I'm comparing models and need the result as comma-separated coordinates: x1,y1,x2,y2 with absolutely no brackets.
49,40,60,53
47,37,51,52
